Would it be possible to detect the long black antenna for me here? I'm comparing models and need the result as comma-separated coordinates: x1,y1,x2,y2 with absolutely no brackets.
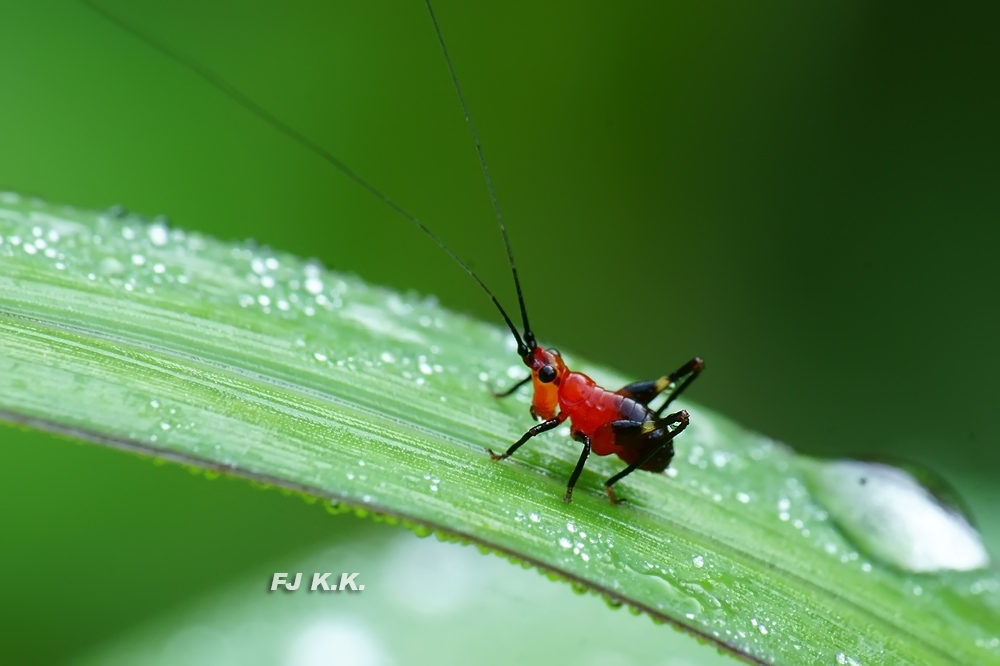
422,0,534,351
79,0,531,354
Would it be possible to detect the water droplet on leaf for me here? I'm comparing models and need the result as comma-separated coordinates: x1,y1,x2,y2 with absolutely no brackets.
800,457,989,572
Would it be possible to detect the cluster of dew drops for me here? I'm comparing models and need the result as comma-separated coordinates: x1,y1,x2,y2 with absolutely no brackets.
1,196,194,294
0,195,517,395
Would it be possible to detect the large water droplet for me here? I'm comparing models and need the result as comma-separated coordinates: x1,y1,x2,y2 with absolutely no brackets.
800,457,989,572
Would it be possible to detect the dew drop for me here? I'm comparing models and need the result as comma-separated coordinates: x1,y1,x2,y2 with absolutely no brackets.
148,223,169,246
99,257,124,275
801,457,989,572
304,276,324,295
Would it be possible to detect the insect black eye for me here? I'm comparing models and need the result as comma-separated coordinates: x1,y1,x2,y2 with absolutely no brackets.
538,364,557,383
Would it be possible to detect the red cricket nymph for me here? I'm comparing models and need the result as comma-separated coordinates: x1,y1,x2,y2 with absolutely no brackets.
488,315,702,504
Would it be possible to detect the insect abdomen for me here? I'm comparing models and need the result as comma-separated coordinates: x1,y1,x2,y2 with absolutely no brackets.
562,381,648,455
615,394,649,422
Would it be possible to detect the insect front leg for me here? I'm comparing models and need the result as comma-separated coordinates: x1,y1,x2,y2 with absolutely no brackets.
489,414,566,461
491,374,531,398
604,410,690,504
617,357,704,416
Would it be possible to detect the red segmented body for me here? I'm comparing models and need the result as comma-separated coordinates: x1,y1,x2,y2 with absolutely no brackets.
528,353,641,456
508,345,702,503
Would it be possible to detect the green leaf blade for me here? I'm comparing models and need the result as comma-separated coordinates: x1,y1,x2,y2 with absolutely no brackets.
1,193,997,665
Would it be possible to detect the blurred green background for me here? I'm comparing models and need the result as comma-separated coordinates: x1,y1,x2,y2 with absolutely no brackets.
1,0,997,663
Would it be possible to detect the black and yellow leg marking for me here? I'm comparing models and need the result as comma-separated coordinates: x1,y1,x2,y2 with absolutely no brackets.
618,357,704,416
489,414,566,461
604,410,690,504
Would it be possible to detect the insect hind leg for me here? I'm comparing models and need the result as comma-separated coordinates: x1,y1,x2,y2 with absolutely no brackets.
604,410,689,504
617,358,704,416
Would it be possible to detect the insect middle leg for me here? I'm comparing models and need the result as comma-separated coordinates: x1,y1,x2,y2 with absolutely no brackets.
604,410,690,504
617,357,704,416
564,432,591,503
